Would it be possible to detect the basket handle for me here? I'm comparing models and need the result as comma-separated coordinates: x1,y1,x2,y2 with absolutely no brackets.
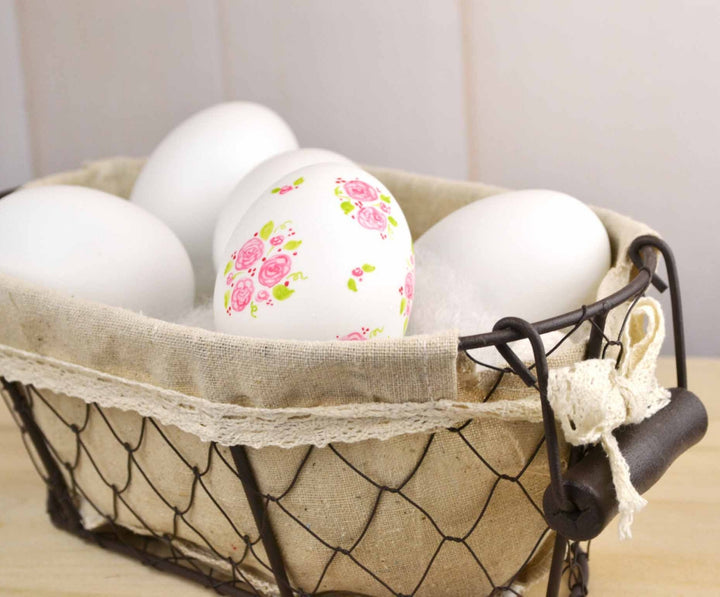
544,234,705,542
543,386,707,541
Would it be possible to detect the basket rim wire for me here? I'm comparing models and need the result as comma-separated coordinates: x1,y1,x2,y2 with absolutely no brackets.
2,236,680,597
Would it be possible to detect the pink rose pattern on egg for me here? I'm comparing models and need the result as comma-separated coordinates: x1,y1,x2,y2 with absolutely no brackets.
397,250,415,332
258,253,292,287
357,206,387,231
333,177,399,239
344,180,378,203
222,220,307,319
404,271,415,300
271,176,305,195
230,278,254,312
340,252,412,339
337,326,384,341
339,331,367,341
235,237,264,270
346,263,376,292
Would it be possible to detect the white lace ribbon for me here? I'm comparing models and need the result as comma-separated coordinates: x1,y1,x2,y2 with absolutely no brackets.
547,297,671,539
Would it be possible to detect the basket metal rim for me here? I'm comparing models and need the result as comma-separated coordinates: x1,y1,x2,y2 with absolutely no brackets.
458,243,657,350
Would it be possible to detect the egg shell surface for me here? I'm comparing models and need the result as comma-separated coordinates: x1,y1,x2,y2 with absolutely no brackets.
212,148,354,270
0,185,195,320
214,164,414,341
408,189,611,335
130,102,298,296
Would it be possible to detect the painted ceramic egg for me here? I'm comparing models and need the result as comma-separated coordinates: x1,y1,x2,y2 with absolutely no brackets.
130,102,298,296
212,148,353,270
213,164,414,341
0,185,195,320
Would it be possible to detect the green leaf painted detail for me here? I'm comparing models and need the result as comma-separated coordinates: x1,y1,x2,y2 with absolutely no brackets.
288,271,308,281
250,301,258,318
259,221,274,240
362,264,375,273
399,297,407,315
340,201,355,214
380,194,391,203
334,186,344,196
284,240,302,250
272,284,294,301
271,187,281,194
224,260,233,275
388,216,398,227
369,327,384,338
293,177,304,186
347,278,358,292
403,318,408,333
224,290,230,310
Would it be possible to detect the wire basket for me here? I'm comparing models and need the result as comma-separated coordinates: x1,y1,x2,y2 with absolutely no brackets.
0,175,707,596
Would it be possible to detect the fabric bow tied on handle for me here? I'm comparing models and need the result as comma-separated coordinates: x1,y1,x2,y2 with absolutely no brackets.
547,296,671,539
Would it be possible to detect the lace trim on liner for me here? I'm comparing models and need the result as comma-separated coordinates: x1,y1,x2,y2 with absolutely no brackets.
0,296,669,539
0,341,548,449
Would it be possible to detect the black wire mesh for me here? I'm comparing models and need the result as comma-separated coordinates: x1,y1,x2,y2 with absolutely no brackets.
1,274,653,597
1,387,543,595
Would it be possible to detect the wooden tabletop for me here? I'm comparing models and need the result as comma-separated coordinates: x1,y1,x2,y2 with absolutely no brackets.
1,357,717,596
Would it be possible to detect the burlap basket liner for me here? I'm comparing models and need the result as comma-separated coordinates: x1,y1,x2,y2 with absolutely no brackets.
0,158,655,596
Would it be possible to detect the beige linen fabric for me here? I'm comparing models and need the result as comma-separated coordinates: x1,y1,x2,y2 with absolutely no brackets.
0,158,658,596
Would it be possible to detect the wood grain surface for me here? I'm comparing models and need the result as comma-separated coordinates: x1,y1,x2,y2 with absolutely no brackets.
1,357,717,596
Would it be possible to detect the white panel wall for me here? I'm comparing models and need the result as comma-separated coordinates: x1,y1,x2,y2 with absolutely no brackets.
0,0,32,188
463,1,720,355
1,0,717,354
217,0,469,179
15,0,225,175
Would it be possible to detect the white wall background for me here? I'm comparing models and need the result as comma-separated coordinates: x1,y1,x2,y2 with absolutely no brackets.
1,0,717,355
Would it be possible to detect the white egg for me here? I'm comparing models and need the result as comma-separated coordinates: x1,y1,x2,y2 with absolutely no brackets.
214,164,414,341
0,185,195,320
408,190,611,335
212,148,353,270
130,102,298,296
